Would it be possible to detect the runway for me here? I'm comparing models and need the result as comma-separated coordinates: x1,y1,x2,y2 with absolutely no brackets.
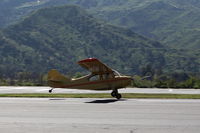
0,98,200,133
1,86,200,94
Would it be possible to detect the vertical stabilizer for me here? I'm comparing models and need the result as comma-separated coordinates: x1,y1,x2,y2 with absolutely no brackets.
47,69,71,82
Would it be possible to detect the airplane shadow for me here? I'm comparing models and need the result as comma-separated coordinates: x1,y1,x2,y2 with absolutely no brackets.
85,99,127,104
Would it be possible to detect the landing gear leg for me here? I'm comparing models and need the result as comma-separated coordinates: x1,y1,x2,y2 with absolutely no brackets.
111,89,122,100
49,88,54,93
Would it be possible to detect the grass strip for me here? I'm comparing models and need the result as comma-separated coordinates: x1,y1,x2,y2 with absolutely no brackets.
0,93,200,99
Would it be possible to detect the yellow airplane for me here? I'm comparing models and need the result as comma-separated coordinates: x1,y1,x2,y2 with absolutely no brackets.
47,58,132,99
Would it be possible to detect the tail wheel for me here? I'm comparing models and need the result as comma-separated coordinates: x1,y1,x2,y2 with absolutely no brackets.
49,88,53,93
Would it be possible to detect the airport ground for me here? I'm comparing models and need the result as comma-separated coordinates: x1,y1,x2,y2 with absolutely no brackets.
0,87,200,133
0,98,200,133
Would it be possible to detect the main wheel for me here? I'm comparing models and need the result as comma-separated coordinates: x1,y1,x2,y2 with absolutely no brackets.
111,91,117,97
116,94,122,100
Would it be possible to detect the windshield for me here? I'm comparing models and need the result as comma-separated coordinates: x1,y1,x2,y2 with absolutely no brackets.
113,69,121,76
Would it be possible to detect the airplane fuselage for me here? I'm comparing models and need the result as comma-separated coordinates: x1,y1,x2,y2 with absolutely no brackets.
48,75,132,90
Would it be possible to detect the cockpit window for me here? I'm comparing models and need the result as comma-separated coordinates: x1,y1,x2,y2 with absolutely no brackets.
89,75,99,81
113,70,121,76
102,73,113,79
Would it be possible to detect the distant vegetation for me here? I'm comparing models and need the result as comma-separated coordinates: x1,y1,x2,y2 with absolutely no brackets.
0,5,165,76
0,73,46,86
82,0,200,49
0,0,199,49
132,73,200,89
0,1,200,88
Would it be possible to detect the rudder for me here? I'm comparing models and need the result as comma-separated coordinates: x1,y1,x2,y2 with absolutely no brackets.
47,69,71,82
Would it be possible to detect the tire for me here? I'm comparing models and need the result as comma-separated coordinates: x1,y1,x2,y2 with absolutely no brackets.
111,91,116,97
116,94,122,99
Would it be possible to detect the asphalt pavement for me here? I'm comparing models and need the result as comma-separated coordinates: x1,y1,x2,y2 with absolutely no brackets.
0,98,200,133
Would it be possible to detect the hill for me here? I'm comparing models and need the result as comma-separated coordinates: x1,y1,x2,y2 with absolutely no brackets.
0,5,169,78
99,0,200,49
0,0,200,49
73,0,200,49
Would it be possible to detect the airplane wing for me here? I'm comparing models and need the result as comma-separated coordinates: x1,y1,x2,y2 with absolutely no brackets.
78,58,113,74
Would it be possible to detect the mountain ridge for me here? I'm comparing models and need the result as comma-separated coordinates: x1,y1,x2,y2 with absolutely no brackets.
0,5,170,77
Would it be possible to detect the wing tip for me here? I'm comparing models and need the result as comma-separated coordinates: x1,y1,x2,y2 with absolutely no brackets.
78,58,98,64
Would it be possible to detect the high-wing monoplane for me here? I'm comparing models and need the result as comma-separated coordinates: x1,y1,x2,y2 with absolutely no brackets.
47,58,132,99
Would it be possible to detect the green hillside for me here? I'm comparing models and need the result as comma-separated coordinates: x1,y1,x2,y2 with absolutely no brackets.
1,5,169,78
0,0,199,49
77,0,200,49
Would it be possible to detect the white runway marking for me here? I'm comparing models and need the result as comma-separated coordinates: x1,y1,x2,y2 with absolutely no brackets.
0,87,200,94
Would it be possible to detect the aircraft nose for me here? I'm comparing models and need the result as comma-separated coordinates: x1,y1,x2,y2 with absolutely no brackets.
131,77,134,81
126,76,133,84
127,76,133,80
